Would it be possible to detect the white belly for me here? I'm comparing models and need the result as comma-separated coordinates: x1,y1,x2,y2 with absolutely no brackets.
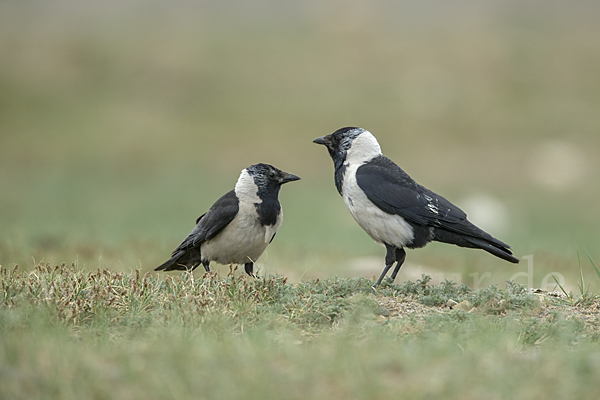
201,201,282,265
342,164,414,248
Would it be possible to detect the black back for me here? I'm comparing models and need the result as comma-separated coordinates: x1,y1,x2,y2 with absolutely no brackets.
356,155,509,248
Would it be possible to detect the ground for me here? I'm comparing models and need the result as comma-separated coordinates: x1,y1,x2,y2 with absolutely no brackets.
2,263,600,400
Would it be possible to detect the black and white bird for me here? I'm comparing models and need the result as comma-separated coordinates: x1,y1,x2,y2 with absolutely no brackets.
155,163,300,276
313,127,519,288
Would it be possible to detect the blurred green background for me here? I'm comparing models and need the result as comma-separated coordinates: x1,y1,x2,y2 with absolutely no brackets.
1,0,599,290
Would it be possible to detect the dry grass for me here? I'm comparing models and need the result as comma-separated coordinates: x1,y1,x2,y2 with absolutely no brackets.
3,262,600,399
3,262,599,330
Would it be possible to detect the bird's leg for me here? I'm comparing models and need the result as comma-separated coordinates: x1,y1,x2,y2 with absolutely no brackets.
373,265,392,288
373,244,396,288
202,261,210,273
244,262,255,278
390,248,406,281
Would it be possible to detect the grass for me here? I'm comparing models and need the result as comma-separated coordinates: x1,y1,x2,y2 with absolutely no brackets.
551,252,600,307
3,262,600,399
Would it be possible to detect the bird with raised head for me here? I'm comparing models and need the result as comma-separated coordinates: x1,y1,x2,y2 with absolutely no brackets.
313,127,518,288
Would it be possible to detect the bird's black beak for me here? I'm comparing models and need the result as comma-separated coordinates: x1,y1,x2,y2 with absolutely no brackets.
279,172,300,184
312,136,329,146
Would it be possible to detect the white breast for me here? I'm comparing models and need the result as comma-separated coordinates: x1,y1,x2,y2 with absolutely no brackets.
342,162,414,248
201,200,282,265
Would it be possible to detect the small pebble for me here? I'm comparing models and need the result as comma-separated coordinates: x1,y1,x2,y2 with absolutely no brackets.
455,300,472,312
374,306,391,317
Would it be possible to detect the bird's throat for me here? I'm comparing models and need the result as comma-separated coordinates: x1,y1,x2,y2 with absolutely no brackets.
334,158,347,196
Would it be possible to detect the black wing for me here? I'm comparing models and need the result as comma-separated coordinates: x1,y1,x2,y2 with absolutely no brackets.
355,156,507,245
171,190,239,255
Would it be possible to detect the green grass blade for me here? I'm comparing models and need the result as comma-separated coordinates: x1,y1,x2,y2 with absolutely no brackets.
551,273,572,305
577,251,585,296
578,250,589,297
585,249,600,282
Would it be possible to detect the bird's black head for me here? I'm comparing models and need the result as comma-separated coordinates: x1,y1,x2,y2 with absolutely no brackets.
242,164,299,226
313,127,383,194
246,163,300,189
312,127,365,162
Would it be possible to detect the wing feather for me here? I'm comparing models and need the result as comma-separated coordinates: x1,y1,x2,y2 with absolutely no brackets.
355,156,507,246
171,190,239,256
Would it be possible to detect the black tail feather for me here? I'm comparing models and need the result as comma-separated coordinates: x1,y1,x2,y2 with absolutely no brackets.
433,228,519,264
155,258,183,271
463,236,519,264
155,251,196,271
